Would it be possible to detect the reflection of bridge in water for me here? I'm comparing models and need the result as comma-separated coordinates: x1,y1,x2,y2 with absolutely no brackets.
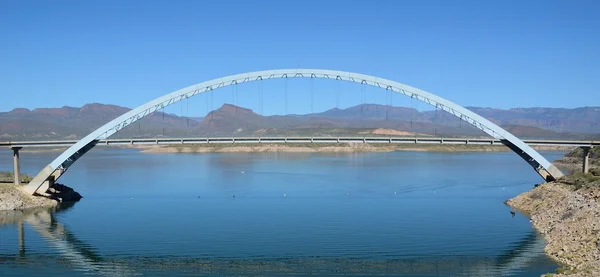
1,206,555,276
1,205,137,277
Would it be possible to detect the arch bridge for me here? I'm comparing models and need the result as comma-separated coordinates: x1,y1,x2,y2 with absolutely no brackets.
23,69,564,195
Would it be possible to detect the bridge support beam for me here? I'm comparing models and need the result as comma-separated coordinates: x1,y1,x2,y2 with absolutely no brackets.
11,147,22,186
582,146,593,174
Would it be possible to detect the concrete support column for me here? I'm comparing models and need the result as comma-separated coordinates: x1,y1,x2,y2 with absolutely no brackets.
11,147,22,185
582,146,593,174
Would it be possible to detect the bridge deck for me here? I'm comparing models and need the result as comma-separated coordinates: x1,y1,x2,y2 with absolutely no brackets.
1,137,598,148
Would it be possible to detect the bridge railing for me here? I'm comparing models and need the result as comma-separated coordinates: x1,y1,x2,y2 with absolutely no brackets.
1,137,598,148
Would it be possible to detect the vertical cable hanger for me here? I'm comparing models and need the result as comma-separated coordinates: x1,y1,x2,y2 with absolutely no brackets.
161,104,165,137
410,95,414,129
179,98,183,137
435,103,439,136
205,90,210,120
414,95,419,138
285,76,288,116
185,97,189,137
385,88,390,121
210,87,214,120
259,79,263,116
310,76,314,114
390,88,394,119
235,82,239,114
336,80,340,109
186,96,189,128
162,104,166,136
360,81,365,116
284,76,288,137
231,82,235,108
256,81,261,115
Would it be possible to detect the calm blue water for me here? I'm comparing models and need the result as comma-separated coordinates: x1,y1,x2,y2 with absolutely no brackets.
0,149,564,276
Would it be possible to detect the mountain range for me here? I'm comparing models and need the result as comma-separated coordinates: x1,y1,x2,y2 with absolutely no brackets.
1,103,599,140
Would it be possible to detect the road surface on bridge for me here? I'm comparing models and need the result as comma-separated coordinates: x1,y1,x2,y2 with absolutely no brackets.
1,137,598,148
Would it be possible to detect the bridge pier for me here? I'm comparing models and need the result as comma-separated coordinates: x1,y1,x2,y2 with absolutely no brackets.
582,146,593,174
11,147,22,185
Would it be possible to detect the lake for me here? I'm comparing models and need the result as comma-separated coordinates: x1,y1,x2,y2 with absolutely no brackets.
0,149,564,276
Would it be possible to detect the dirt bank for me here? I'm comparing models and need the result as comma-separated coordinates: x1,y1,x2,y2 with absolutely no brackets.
0,182,82,211
0,184,57,211
506,180,600,276
358,128,429,136
138,142,573,154
140,143,397,153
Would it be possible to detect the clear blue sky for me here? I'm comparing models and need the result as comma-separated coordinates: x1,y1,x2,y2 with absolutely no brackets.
1,0,598,116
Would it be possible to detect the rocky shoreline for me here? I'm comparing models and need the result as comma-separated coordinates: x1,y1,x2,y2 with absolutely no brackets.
0,183,57,211
506,148,600,277
0,183,82,211
506,182,600,276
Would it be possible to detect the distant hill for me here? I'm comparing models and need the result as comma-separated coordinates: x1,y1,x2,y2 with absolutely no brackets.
0,103,598,140
465,107,600,134
0,103,199,140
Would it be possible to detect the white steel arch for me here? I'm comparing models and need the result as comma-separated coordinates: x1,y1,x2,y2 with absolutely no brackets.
24,69,564,195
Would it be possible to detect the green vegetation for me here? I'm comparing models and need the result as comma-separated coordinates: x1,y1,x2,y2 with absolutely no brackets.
554,266,579,275
554,147,600,175
564,147,600,166
0,171,33,184
564,147,600,158
560,172,600,190
561,148,600,185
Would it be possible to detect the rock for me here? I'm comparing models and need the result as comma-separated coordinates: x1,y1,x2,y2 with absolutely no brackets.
46,183,83,202
0,184,57,211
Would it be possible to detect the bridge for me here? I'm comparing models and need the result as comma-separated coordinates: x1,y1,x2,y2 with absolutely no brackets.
2,137,599,148
1,68,576,195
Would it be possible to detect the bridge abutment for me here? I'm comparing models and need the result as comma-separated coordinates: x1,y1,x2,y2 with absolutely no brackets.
11,147,22,185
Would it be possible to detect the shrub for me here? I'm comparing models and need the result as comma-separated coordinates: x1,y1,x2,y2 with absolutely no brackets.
564,147,599,159
0,171,33,184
